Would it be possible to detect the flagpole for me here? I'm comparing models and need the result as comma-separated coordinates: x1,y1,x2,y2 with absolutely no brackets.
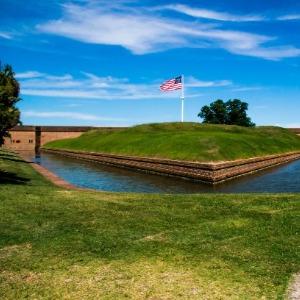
181,74,184,122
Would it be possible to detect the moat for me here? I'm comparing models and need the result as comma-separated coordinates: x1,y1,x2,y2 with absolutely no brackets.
22,151,300,193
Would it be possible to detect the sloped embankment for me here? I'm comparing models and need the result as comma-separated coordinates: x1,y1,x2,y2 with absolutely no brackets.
44,122,300,162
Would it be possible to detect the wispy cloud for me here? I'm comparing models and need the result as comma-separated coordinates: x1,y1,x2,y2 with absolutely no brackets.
36,3,300,60
186,77,232,88
277,14,300,21
0,31,13,39
22,110,127,122
231,86,264,92
20,71,229,100
159,4,265,22
16,71,45,79
65,103,83,108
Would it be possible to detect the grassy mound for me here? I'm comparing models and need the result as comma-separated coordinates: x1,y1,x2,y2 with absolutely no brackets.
45,122,300,162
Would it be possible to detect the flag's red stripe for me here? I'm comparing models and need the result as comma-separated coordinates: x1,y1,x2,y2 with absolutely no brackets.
160,77,182,92
160,84,182,91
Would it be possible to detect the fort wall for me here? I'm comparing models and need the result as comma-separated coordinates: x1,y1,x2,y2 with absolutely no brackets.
3,126,124,151
4,129,36,151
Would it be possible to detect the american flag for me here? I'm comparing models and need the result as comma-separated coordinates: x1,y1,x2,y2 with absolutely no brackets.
160,76,182,91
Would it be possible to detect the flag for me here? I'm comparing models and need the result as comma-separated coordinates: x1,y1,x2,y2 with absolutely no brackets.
160,76,182,91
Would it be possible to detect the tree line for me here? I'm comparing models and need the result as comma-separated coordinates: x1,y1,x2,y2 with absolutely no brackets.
198,99,255,127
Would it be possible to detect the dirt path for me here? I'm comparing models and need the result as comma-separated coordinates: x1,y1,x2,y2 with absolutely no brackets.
288,274,300,300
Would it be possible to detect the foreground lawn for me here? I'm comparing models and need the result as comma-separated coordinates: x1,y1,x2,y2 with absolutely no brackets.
45,122,300,162
0,150,299,299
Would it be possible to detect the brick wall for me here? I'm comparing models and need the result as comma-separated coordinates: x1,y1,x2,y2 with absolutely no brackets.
2,126,92,151
4,130,36,151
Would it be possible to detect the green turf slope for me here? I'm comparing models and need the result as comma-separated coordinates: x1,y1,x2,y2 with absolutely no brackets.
44,122,300,162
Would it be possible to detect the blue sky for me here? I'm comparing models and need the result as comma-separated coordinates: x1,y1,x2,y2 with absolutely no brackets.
1,0,300,127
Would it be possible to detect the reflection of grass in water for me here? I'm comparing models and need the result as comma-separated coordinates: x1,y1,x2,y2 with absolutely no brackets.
0,149,300,299
45,122,300,162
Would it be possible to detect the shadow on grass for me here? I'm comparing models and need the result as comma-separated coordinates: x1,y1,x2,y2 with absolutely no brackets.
0,151,28,163
0,170,30,185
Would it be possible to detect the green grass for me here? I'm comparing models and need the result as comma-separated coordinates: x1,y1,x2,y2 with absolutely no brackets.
44,122,300,162
0,149,299,299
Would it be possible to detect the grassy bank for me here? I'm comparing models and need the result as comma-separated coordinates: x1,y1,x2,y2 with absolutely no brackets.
44,122,300,162
0,149,300,299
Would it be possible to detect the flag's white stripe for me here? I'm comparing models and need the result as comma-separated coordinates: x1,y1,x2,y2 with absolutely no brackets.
160,85,182,89
160,84,182,88
162,87,181,91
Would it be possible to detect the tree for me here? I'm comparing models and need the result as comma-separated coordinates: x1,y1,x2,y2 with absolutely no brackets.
226,99,255,127
198,99,255,127
198,99,228,124
0,64,21,146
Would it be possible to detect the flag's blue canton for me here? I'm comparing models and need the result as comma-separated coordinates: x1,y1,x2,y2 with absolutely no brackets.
175,76,182,83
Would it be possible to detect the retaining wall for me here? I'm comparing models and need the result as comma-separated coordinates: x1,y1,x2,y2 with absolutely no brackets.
42,148,300,184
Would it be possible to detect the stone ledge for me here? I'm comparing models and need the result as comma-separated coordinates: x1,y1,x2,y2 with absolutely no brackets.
42,148,300,184
17,153,77,189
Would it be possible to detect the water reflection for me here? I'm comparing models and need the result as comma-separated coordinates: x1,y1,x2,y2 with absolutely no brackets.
22,151,300,193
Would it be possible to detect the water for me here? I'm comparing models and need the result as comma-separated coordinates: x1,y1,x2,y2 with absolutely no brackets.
25,151,300,193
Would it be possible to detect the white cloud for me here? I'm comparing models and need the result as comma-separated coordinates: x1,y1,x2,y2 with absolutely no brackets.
231,86,264,92
22,110,126,122
36,3,300,60
186,77,232,88
21,74,81,89
20,72,161,100
65,103,82,108
20,71,227,100
16,71,45,79
159,4,264,22
278,14,300,21
230,46,300,60
38,3,188,55
0,32,12,39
